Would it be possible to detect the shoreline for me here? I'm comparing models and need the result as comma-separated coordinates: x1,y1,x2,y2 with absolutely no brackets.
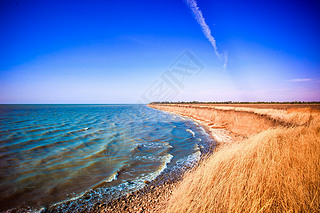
91,104,241,212
148,104,274,145
151,106,240,146
47,103,320,212
94,104,272,212
45,106,216,213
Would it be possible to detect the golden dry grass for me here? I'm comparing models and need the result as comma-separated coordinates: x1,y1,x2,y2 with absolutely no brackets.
208,105,314,126
149,104,320,213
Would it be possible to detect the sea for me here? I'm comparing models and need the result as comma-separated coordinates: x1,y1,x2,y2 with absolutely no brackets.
0,104,214,212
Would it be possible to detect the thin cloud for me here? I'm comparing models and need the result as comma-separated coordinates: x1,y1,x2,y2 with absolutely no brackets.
223,52,228,71
288,78,312,82
185,0,221,59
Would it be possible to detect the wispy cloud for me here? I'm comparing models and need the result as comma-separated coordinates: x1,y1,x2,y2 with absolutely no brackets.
288,78,313,82
223,52,228,71
185,0,221,59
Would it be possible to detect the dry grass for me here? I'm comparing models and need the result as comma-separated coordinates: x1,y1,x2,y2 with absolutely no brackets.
149,104,320,213
209,106,314,126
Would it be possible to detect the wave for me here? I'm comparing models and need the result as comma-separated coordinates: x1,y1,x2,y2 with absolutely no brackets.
46,153,173,212
24,126,52,133
67,127,89,135
175,144,202,169
0,105,215,212
113,153,174,191
186,128,196,137
141,142,172,150
146,154,173,180
105,171,118,183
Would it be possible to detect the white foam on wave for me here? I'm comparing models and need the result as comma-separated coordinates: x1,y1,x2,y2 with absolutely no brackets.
105,171,118,183
48,170,118,210
140,142,173,149
114,153,174,192
144,154,174,182
49,190,88,210
35,207,45,213
176,145,201,168
186,129,195,137
185,151,201,167
136,154,169,162
194,144,200,151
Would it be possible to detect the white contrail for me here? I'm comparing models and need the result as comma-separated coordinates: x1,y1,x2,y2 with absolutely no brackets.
288,78,312,82
185,0,221,59
223,52,228,71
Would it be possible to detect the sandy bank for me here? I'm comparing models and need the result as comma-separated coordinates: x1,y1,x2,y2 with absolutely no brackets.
148,104,290,145
149,104,320,212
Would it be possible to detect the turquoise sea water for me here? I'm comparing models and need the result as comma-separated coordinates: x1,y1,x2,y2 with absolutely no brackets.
0,104,214,212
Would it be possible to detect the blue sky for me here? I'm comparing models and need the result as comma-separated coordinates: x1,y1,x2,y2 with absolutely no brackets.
0,0,319,103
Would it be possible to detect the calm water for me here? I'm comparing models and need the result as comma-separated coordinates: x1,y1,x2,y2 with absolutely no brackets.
0,104,213,212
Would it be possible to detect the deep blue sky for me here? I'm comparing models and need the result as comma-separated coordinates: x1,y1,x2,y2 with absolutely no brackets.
1,0,319,103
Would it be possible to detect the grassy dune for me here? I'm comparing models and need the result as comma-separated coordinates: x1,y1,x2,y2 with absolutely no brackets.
149,104,320,212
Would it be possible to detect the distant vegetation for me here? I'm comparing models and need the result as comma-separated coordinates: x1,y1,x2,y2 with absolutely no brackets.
150,101,320,104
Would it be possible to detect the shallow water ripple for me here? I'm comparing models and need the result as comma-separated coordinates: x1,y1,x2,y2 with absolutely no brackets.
0,104,213,212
